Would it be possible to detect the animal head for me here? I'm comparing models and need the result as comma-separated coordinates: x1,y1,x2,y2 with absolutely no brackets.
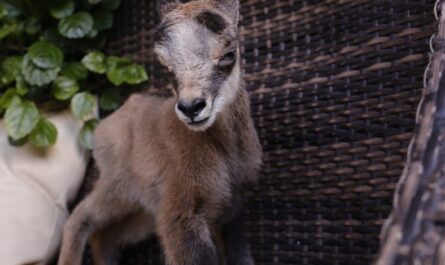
154,0,241,131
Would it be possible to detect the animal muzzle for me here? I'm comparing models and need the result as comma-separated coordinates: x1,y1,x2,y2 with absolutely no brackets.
177,97,207,120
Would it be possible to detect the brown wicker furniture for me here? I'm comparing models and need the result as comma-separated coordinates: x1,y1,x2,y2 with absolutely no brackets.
375,2,445,264
75,0,437,264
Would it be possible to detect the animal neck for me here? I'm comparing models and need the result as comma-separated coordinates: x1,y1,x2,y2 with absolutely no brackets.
160,80,253,177
212,82,250,133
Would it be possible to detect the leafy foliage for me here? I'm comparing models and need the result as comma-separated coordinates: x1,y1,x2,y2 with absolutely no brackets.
30,117,57,147
79,118,98,149
28,41,64,69
61,62,88,80
50,0,74,19
58,11,93,39
70,91,96,121
0,0,148,148
52,76,79,100
81,51,106,73
21,55,61,86
4,96,39,140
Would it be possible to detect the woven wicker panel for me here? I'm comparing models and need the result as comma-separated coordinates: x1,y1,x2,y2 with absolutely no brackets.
240,1,434,264
73,0,436,264
375,2,445,264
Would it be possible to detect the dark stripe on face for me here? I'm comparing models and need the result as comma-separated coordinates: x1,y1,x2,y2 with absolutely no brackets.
207,50,237,97
208,66,232,97
208,70,224,97
195,11,227,34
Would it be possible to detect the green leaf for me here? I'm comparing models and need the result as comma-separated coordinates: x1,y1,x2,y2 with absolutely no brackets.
106,66,125,86
15,75,28,96
62,62,88,80
123,64,148,84
71,92,96,121
93,10,113,31
25,17,41,34
106,55,130,69
2,2,20,20
82,51,106,74
3,56,22,76
52,76,79,100
87,29,98,38
50,0,74,19
4,97,40,140
0,88,17,110
0,73,14,87
58,11,94,39
102,0,121,10
107,63,148,86
0,56,22,87
79,119,98,149
99,86,122,111
30,118,57,147
0,2,8,19
8,135,28,147
105,56,130,85
0,23,16,39
21,55,60,86
28,41,64,69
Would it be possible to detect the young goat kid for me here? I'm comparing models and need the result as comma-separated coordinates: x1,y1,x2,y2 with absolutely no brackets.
57,0,262,264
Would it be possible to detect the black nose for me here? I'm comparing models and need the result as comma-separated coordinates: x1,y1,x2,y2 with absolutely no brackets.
177,98,207,119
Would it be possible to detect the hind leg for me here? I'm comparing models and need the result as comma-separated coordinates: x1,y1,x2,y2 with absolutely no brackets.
90,210,155,265
57,186,135,265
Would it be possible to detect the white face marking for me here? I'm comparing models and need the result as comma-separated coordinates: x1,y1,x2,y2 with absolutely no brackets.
154,17,240,131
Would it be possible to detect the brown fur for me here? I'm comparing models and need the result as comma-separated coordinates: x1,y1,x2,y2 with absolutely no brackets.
57,88,261,265
179,2,211,16
57,1,261,265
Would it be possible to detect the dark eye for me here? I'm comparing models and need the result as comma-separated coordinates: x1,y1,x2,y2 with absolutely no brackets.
218,51,236,68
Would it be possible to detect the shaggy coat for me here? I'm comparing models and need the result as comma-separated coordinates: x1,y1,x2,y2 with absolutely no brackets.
57,1,262,265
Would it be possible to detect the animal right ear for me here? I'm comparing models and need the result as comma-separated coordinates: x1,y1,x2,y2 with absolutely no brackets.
157,0,180,17
211,0,239,25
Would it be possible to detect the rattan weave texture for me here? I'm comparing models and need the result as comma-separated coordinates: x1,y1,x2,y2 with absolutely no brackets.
375,1,445,264
76,0,436,264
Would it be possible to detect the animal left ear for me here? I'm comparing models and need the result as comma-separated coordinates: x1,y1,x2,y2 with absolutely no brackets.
157,0,180,17
212,0,239,25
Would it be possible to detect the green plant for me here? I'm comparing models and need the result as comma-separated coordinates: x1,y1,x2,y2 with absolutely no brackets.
0,0,148,149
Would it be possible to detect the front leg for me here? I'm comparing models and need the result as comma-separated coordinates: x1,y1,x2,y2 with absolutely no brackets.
58,186,133,265
223,207,255,265
157,197,220,265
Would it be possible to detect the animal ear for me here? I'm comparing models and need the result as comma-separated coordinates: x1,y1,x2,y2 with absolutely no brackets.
212,0,239,24
157,0,180,17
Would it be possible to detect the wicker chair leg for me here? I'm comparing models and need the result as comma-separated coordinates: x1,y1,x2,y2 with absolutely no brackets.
376,1,445,264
